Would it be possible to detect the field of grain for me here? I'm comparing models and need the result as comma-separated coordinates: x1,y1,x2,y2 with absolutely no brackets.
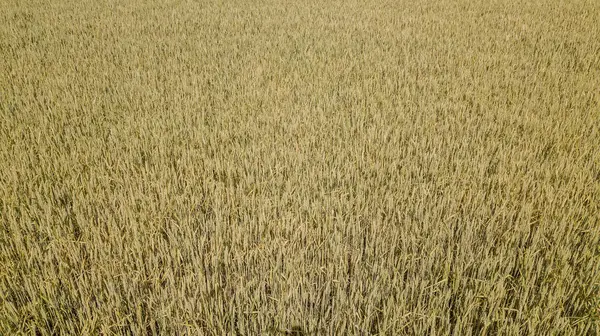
1,0,599,334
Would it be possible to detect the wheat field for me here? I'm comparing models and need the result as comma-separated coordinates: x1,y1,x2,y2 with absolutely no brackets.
1,0,599,334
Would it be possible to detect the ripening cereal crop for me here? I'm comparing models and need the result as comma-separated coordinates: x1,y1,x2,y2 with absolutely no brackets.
1,0,599,334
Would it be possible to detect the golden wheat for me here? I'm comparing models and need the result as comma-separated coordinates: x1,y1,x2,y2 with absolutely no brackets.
1,0,599,334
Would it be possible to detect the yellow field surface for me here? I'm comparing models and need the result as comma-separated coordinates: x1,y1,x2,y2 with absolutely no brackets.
1,0,599,334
